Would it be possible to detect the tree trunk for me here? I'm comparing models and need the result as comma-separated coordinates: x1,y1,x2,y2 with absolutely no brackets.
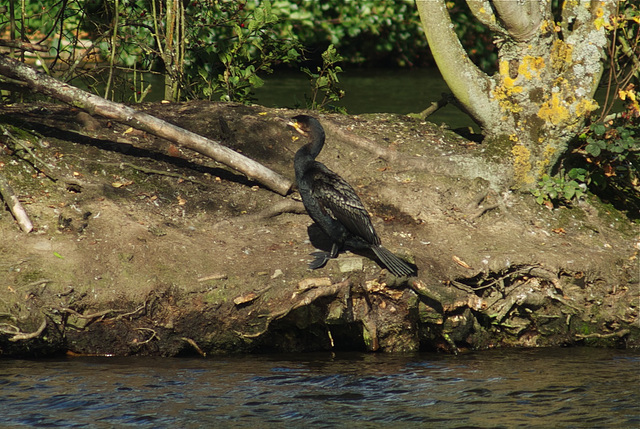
416,0,617,189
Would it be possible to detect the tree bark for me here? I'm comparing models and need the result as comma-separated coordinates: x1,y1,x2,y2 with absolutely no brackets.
416,0,617,189
0,56,293,196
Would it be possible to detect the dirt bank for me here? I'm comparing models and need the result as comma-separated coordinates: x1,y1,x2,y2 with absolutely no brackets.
0,101,638,357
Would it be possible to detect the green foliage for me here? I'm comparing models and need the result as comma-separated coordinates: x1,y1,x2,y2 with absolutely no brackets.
534,116,639,214
301,45,345,112
571,118,639,215
538,91,639,216
185,1,301,102
531,171,586,207
271,0,427,67
532,1,639,216
598,0,640,120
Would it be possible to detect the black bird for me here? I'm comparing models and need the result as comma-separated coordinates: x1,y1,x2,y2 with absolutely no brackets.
289,115,415,277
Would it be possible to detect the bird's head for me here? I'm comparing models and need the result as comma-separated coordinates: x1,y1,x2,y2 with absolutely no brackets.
287,115,319,137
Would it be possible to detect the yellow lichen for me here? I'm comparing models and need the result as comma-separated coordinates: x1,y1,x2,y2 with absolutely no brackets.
493,65,524,114
511,144,534,186
551,39,573,72
535,144,557,178
537,91,571,125
575,98,599,117
519,55,545,80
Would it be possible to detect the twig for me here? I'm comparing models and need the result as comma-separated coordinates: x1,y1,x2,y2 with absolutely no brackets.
0,172,33,233
25,279,52,288
115,303,147,320
182,337,206,357
416,92,454,119
575,329,629,339
241,199,306,222
114,162,211,186
0,124,59,181
135,328,158,345
9,319,47,342
0,39,49,52
52,306,124,320
0,323,20,335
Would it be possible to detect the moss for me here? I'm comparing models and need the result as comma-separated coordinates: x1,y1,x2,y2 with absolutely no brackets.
480,133,516,160
588,196,638,237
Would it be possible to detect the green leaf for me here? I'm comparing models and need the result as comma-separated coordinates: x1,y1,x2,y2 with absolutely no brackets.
586,142,602,157
593,123,606,136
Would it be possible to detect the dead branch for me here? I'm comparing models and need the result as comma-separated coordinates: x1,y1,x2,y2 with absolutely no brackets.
8,318,47,342
0,55,293,196
134,328,158,345
0,172,33,232
181,337,206,357
0,39,49,52
243,198,306,222
575,329,630,340
416,92,454,119
52,306,124,321
1,124,59,181
106,161,211,187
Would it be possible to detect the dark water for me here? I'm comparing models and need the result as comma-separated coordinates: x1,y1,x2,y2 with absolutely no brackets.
254,68,475,129
1,348,638,428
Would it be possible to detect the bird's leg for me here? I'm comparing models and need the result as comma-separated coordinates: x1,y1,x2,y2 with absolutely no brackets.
308,251,330,269
308,243,340,270
329,242,339,258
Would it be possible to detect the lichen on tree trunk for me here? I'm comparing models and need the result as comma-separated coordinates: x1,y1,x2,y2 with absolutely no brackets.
416,0,617,189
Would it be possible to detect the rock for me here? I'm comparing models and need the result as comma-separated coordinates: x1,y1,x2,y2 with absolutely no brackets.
338,257,364,273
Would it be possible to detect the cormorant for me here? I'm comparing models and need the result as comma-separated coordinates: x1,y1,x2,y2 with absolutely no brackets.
289,115,415,277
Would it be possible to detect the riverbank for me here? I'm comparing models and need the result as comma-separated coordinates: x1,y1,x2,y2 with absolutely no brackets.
0,101,637,357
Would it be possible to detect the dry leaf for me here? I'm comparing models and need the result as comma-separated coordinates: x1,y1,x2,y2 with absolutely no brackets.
233,292,258,306
452,255,472,269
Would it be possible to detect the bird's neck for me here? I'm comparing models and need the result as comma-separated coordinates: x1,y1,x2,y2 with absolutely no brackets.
306,130,325,159
294,134,324,178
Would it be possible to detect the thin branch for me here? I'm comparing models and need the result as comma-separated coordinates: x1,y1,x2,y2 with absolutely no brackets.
0,39,49,52
9,318,47,341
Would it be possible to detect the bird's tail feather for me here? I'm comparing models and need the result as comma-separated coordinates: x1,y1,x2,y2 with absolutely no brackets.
372,246,415,277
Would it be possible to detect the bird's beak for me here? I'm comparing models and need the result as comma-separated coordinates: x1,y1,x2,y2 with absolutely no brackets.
287,120,306,136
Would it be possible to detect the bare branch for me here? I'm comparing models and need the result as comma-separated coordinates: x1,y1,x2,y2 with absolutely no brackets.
0,39,49,52
0,56,293,196
0,172,33,232
9,319,46,341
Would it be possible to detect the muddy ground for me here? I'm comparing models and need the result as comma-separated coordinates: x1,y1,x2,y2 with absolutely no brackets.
0,101,638,357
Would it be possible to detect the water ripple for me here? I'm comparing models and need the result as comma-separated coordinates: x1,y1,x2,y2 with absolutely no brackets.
0,348,637,428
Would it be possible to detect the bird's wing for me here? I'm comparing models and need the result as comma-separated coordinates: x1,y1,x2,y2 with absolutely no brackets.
311,164,380,245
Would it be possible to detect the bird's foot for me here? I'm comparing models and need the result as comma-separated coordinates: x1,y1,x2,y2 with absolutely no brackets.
308,251,331,269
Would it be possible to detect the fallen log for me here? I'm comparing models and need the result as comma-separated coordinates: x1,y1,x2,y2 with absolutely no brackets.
0,55,293,195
